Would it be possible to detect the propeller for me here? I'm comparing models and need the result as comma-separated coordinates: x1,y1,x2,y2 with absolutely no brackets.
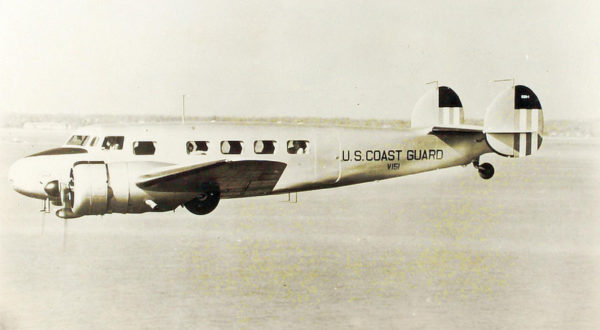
63,218,68,251
43,179,72,249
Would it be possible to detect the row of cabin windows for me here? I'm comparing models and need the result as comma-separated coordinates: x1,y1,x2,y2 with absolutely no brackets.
161,139,308,155
66,135,309,156
188,140,309,155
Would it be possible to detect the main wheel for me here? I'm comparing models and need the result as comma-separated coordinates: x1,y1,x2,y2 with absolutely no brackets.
184,188,220,215
478,163,495,180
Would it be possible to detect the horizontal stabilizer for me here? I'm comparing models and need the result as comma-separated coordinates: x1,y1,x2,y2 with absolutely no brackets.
430,125,483,133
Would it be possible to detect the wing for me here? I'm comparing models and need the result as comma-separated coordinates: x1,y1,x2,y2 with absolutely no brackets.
136,160,287,198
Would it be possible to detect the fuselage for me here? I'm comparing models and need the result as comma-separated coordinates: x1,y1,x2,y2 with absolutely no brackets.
9,122,491,200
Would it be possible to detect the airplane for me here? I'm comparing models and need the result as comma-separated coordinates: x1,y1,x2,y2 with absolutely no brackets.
8,84,543,219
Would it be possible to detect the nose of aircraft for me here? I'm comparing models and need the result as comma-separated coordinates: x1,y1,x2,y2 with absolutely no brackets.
8,157,47,199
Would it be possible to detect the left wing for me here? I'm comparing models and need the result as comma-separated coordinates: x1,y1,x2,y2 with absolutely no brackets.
136,160,287,198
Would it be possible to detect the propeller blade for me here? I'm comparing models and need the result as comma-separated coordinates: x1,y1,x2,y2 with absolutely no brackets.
62,219,68,251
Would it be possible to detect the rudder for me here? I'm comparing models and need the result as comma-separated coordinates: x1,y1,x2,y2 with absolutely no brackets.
484,85,543,157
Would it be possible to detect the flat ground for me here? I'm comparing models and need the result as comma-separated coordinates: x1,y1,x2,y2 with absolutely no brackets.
0,129,598,329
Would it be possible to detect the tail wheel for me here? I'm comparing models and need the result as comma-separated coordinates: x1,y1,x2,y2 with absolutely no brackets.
478,163,495,180
184,185,220,215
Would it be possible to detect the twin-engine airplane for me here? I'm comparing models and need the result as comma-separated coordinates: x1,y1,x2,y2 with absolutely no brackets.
9,84,543,218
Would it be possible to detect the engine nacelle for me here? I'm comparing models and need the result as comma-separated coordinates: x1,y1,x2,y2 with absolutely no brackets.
62,161,188,218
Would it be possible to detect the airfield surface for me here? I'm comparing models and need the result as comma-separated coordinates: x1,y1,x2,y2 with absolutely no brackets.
0,129,598,329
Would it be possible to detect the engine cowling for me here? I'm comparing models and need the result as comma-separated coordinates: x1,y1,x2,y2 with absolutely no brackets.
71,163,110,216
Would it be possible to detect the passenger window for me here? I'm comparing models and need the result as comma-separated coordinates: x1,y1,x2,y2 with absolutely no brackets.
66,135,89,146
287,140,309,154
254,140,276,154
101,136,124,150
221,141,243,154
186,141,209,155
133,141,156,155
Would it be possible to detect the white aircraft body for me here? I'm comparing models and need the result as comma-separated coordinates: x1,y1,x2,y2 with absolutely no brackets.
8,85,543,218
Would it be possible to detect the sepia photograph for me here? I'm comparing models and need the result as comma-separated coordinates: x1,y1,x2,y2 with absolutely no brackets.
1,1,599,329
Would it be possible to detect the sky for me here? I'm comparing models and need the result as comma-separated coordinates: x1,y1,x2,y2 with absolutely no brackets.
1,0,599,120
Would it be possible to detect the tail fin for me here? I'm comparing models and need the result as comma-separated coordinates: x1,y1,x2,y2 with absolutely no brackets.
484,85,543,157
411,86,464,128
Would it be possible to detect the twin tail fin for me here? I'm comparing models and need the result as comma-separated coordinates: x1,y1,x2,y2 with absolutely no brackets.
411,86,464,128
483,85,543,157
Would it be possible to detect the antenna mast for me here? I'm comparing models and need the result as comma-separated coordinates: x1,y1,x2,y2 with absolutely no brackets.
426,80,439,88
181,94,186,124
491,78,515,87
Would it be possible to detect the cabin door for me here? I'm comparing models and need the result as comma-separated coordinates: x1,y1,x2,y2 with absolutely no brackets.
314,129,341,185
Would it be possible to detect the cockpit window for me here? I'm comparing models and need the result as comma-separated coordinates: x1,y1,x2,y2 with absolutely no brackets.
101,136,124,150
66,135,89,146
89,137,98,147
287,140,309,154
133,141,156,155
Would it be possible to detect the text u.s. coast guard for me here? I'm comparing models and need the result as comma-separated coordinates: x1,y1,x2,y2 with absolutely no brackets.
341,149,444,162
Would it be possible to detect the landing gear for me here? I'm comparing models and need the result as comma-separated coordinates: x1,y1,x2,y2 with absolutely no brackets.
184,184,220,215
473,159,494,180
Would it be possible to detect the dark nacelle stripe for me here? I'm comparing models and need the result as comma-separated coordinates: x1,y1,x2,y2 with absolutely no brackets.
515,85,542,109
513,133,520,156
438,86,463,108
27,147,88,157
526,133,532,155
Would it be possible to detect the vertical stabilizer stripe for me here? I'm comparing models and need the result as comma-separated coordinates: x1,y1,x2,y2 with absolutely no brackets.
453,108,461,125
519,133,527,157
437,107,464,126
531,110,538,132
513,133,520,157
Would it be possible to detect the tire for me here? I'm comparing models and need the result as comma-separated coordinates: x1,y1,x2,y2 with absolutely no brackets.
478,163,495,180
184,190,220,215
